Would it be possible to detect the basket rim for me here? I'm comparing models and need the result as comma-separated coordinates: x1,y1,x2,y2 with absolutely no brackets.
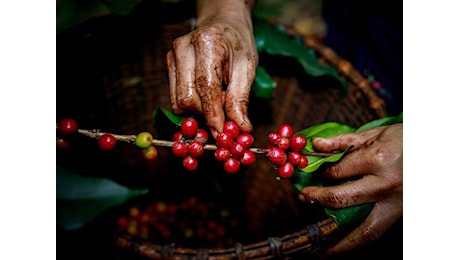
113,217,338,259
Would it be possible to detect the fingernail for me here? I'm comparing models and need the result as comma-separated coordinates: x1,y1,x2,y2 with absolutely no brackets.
241,117,253,132
312,137,325,142
299,193,316,204
210,128,219,139
298,193,306,202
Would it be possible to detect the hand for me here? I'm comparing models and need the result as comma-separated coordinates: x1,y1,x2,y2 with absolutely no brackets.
298,123,403,255
166,0,258,138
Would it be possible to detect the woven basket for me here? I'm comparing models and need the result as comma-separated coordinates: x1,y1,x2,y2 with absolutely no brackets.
56,7,387,260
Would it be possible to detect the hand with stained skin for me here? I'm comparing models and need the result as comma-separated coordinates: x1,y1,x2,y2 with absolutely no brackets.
298,123,403,255
167,0,258,138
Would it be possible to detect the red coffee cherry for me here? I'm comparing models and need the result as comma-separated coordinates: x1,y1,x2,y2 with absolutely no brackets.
188,141,204,158
223,121,240,139
98,134,117,151
57,118,78,135
230,142,245,158
117,216,129,231
56,136,71,150
223,158,240,174
195,129,209,144
277,124,294,138
172,131,184,141
267,132,280,146
183,155,198,171
215,132,233,149
240,150,256,166
142,145,158,160
236,133,254,149
171,141,188,157
277,137,290,150
267,147,287,166
288,151,303,166
181,118,199,139
278,162,294,179
298,156,309,169
214,147,231,162
290,135,307,152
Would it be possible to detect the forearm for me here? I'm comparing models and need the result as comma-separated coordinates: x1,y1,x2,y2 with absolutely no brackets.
196,0,256,28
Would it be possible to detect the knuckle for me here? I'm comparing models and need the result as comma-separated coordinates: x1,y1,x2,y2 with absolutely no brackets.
373,147,395,168
385,171,403,190
194,27,222,42
171,106,184,115
360,226,382,243
177,96,196,109
325,164,345,179
322,189,349,208
193,28,227,51
373,149,403,190
170,101,184,114
172,36,189,50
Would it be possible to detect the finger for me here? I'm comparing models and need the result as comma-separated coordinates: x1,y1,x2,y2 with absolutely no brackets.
298,174,390,208
171,36,203,114
224,54,256,133
193,32,226,135
166,50,182,113
320,146,382,179
325,200,402,255
312,127,383,152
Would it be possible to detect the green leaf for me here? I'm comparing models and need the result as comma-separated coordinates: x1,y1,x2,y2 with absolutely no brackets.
254,18,308,57
356,112,403,132
252,18,348,88
57,166,148,200
253,66,277,99
253,19,267,52
57,166,148,230
301,145,353,173
325,203,374,231
291,168,314,191
296,122,356,138
153,107,185,126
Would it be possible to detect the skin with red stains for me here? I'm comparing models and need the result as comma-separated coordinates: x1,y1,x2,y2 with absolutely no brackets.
298,123,403,255
167,0,257,138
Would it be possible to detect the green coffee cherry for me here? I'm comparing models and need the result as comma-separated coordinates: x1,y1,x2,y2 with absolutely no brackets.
135,132,153,149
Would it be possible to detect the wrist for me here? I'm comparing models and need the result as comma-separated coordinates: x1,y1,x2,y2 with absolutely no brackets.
196,0,254,28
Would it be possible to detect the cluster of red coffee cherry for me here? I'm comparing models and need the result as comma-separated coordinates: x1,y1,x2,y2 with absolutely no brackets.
171,118,209,171
266,124,309,179
56,117,309,179
214,121,256,174
170,119,256,174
